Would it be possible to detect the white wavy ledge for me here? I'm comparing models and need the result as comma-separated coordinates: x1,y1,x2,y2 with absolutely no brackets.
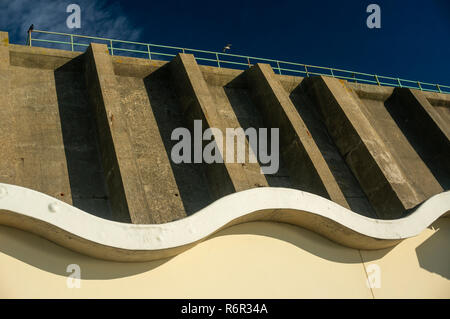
0,183,449,262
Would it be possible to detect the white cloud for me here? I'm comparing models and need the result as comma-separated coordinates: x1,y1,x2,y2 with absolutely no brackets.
0,0,142,44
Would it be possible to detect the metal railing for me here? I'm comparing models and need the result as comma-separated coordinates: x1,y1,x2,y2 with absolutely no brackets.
27,30,450,94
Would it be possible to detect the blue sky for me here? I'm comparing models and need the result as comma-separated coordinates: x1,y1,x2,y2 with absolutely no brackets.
0,0,449,86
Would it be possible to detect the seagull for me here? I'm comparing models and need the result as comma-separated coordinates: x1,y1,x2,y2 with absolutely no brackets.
222,43,231,53
27,24,34,33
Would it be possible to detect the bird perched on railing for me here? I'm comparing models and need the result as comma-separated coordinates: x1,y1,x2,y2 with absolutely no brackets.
26,24,34,45
222,43,231,53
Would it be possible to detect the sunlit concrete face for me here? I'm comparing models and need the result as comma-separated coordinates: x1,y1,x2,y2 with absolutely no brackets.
0,219,448,298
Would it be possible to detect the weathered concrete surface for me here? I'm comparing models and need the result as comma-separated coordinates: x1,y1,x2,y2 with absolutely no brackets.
245,64,350,210
198,65,374,217
85,44,194,224
115,74,189,222
206,82,270,187
289,83,376,217
1,38,112,219
386,88,450,190
354,86,443,204
55,57,112,220
303,76,443,218
0,32,14,186
84,43,149,223
1,32,449,223
112,55,214,218
141,67,214,215
426,92,450,128
0,32,72,205
112,56,166,77
205,69,294,188
168,54,268,200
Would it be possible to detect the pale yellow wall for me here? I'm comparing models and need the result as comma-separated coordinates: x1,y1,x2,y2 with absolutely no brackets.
0,219,448,298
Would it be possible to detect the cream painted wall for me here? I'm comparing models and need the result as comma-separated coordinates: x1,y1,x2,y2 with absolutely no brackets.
0,219,448,298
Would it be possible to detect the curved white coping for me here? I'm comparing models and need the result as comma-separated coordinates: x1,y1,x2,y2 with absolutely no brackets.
0,183,449,261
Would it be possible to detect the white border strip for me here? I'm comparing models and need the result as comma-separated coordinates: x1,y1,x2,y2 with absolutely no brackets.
0,183,449,259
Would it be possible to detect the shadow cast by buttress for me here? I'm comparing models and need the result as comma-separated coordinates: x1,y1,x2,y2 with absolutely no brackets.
54,56,113,220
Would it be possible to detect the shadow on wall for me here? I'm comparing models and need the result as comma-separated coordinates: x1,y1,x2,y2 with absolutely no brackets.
223,74,292,189
54,57,113,221
416,218,450,280
290,82,377,218
0,221,392,280
384,89,450,190
214,221,393,264
0,224,169,280
142,65,215,215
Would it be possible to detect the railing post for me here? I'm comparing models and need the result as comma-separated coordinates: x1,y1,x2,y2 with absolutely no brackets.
304,65,309,77
147,44,152,60
248,57,251,68
216,53,221,68
397,78,402,88
110,40,114,56
330,68,335,78
28,31,32,47
70,34,74,51
182,48,185,53
353,73,357,84
436,84,442,93
417,81,422,91
277,61,282,75
374,75,380,86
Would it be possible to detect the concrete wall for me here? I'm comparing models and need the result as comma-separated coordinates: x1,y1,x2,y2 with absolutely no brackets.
0,33,74,208
1,38,113,220
0,31,449,222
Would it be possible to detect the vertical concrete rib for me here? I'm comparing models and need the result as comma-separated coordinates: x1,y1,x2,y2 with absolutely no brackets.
168,54,268,199
244,63,350,209
84,43,150,223
386,88,450,189
303,76,442,218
